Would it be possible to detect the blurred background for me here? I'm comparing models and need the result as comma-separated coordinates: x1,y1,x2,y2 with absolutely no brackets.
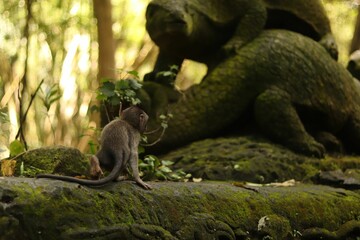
0,0,359,157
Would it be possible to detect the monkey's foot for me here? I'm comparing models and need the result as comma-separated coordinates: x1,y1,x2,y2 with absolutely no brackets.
116,175,128,181
136,179,152,190
90,156,104,180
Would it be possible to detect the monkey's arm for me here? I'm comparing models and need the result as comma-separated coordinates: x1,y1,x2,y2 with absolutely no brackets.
129,149,152,190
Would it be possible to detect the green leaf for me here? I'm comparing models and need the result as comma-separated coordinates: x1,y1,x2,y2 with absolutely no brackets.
155,171,167,180
161,160,174,166
169,173,182,180
0,107,9,122
159,166,172,173
115,80,130,90
141,135,148,143
170,65,179,72
88,140,97,155
185,173,192,178
127,70,140,79
99,82,115,97
145,155,157,162
161,71,172,77
96,93,108,101
9,140,25,157
124,89,136,97
110,96,122,106
90,105,100,113
100,78,114,83
128,79,142,89
131,98,141,106
138,145,145,154
139,162,151,168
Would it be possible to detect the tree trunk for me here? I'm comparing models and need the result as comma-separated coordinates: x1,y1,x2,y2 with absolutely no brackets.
92,0,116,127
93,0,116,80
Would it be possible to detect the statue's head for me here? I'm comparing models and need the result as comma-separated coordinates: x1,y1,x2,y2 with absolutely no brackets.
145,0,235,62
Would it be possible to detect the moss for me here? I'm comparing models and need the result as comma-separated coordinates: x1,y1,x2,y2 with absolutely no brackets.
162,136,360,187
257,214,291,239
0,178,359,239
144,28,359,161
266,185,360,231
13,146,89,177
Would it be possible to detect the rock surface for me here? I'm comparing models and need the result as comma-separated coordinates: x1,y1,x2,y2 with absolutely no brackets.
0,177,359,240
164,136,360,188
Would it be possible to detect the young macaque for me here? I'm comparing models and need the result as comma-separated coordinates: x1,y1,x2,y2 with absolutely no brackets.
37,106,152,190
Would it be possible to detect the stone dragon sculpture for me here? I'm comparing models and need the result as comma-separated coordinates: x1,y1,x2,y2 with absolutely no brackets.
142,0,358,157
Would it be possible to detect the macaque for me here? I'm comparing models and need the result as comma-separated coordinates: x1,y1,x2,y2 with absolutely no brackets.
37,106,152,190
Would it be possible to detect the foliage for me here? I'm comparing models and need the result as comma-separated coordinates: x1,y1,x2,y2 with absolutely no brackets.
96,77,142,107
94,70,184,181
9,140,25,157
0,0,357,151
0,0,151,149
139,154,191,181
0,107,10,152
40,83,62,111
155,65,179,86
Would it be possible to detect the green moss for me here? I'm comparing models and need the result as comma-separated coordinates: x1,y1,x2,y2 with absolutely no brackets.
0,178,359,239
162,136,360,186
257,214,291,239
13,146,90,177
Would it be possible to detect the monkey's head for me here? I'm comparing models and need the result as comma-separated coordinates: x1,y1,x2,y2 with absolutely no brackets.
121,106,149,133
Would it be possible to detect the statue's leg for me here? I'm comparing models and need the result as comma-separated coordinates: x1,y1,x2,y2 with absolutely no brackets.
254,87,325,158
340,114,360,153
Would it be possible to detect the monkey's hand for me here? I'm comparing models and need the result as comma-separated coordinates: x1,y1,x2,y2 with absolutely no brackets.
90,155,104,180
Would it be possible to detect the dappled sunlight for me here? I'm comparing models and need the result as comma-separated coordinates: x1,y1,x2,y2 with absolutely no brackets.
0,0,358,154
59,33,90,120
324,0,358,64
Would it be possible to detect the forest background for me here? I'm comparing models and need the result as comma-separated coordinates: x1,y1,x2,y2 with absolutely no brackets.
0,0,359,158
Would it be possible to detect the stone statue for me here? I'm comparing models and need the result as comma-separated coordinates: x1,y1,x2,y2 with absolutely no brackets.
145,0,337,86
144,30,360,157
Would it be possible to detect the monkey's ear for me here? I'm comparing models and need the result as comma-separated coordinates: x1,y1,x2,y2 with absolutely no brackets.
139,113,148,133
118,102,123,116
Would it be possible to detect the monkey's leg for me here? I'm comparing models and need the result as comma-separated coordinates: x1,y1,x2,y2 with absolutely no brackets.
116,168,129,181
254,88,325,158
129,152,152,190
90,155,104,179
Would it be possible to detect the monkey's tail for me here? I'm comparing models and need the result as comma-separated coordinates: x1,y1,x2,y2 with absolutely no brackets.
36,161,122,187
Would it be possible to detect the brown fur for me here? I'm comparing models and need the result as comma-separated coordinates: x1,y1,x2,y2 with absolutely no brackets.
37,106,152,190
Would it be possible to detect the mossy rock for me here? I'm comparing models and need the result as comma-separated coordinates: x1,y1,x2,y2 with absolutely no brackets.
11,146,90,178
0,178,358,239
162,135,360,187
